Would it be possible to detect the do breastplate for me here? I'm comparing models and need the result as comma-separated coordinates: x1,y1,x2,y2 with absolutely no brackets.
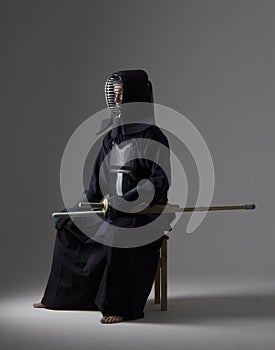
109,140,139,197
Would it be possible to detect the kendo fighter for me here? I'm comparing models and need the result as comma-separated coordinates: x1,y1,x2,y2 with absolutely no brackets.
33,69,174,324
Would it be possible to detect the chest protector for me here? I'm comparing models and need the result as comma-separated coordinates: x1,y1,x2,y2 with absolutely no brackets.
109,139,140,198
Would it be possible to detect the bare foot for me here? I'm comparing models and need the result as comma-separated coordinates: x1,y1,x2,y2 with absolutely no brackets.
33,302,46,308
100,315,123,324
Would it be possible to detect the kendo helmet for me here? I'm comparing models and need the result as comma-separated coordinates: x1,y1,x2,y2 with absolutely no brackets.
105,69,153,114
97,69,155,136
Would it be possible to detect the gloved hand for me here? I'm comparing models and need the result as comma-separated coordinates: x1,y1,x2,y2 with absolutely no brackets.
54,208,70,231
123,186,139,201
105,193,142,221
106,195,122,221
54,193,91,230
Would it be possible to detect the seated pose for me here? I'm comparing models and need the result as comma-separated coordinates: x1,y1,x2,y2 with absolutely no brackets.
33,69,174,324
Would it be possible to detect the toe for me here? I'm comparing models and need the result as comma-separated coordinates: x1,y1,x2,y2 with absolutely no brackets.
100,315,123,324
100,316,108,323
33,302,46,308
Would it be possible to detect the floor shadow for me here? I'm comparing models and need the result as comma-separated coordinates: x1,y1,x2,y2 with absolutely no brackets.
130,293,275,325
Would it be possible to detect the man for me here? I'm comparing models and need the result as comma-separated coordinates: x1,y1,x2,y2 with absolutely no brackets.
33,69,174,324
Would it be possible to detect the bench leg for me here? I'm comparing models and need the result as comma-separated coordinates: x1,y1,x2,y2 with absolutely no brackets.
161,238,167,311
154,258,161,304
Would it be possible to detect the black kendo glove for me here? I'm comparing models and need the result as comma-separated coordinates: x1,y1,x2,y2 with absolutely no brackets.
106,195,123,221
123,186,139,201
54,208,70,231
53,193,91,231
106,185,142,221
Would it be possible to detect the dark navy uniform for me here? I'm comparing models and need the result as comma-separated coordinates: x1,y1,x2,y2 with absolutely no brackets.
41,70,174,320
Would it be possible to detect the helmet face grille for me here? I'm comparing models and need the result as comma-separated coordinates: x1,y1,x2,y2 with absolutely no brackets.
105,74,123,112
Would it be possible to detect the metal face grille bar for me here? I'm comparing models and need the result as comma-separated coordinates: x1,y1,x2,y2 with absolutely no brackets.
105,73,123,113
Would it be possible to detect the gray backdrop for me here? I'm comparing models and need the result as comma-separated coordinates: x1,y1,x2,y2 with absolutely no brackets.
1,0,274,298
